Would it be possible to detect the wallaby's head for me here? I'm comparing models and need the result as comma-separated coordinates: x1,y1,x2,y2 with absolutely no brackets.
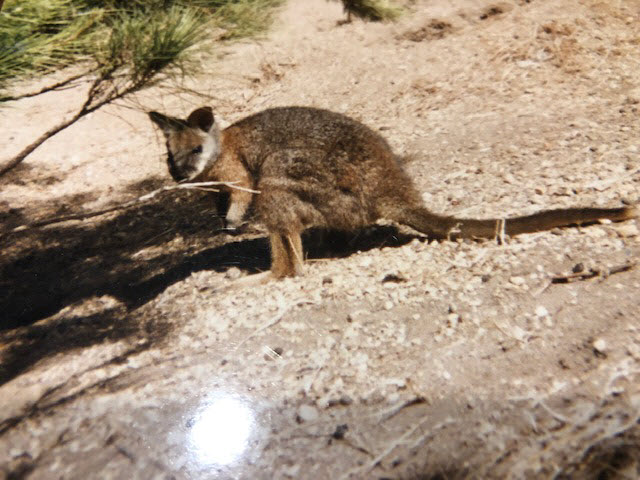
148,106,221,182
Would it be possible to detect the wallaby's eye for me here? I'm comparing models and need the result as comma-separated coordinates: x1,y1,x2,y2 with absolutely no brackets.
191,145,203,155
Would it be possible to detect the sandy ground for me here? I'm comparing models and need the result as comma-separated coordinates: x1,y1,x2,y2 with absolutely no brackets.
1,0,640,478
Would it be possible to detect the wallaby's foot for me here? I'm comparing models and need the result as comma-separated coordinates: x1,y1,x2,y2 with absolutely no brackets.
222,271,273,290
221,222,250,236
225,269,306,289
269,232,304,278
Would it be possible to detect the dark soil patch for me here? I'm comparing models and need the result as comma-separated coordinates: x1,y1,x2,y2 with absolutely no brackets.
479,5,505,20
402,19,453,42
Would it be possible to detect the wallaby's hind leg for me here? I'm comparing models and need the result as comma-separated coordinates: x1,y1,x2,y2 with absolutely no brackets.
255,178,322,278
270,232,304,278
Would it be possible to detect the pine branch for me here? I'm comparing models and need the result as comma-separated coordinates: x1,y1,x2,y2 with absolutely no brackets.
2,70,93,102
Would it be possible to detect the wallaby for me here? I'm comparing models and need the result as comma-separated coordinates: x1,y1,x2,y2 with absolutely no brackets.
149,106,636,279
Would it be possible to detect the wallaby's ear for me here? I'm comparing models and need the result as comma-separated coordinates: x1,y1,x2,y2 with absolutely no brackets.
148,111,186,135
187,106,215,132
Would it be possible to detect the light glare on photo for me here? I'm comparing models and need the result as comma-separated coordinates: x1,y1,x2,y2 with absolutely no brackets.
188,395,255,466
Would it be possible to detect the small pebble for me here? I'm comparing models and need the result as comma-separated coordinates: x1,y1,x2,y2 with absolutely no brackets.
535,306,549,318
297,405,319,423
593,338,607,353
360,257,373,268
224,267,243,280
616,224,638,237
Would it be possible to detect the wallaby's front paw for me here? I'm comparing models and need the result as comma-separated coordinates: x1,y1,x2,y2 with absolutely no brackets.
225,217,243,229
226,202,248,229
223,220,248,235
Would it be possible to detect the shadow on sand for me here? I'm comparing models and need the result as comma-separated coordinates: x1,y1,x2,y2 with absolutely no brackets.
0,182,419,384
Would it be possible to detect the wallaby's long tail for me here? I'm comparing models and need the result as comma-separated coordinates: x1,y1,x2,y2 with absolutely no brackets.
394,206,637,240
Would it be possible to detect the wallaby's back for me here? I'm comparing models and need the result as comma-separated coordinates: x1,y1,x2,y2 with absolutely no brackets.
220,107,424,232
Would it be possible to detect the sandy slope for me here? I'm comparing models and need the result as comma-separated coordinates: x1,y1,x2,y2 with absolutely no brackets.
1,0,640,478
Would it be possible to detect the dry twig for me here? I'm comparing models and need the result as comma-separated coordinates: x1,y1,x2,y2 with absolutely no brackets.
7,181,259,234
340,416,453,479
234,298,317,350
551,262,636,284
3,70,93,102
378,396,427,422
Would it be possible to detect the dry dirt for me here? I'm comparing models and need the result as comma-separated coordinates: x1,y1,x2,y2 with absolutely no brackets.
1,0,640,479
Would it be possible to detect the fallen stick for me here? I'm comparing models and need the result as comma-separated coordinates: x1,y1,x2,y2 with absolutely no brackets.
378,396,427,423
340,416,454,479
6,181,260,234
234,298,317,351
550,262,636,284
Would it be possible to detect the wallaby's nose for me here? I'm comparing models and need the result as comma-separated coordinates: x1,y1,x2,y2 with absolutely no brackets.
168,165,186,182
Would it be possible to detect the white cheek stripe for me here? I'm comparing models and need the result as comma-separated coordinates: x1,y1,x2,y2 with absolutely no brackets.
190,133,220,180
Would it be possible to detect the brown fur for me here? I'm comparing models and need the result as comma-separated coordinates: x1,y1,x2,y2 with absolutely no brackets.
149,106,636,278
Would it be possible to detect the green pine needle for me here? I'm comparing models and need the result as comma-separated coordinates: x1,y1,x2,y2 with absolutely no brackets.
0,0,284,93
